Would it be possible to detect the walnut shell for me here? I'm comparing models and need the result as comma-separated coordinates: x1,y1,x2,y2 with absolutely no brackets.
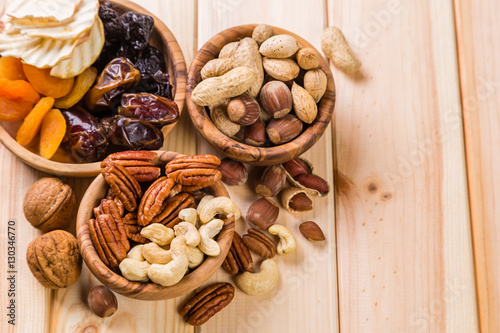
26,230,82,289
23,177,76,232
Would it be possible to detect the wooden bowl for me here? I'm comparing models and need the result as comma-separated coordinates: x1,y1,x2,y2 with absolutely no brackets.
186,24,335,166
0,0,187,177
76,151,235,300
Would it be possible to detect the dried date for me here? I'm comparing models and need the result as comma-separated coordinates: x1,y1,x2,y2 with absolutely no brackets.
108,115,163,150
118,93,179,126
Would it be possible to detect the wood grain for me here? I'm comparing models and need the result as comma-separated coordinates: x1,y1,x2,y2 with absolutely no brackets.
327,0,478,332
454,0,500,332
196,1,339,332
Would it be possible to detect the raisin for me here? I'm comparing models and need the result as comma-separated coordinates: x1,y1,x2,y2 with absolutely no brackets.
134,46,165,76
132,70,173,99
98,2,123,43
119,12,154,61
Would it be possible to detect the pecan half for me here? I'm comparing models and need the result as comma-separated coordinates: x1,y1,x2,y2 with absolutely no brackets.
137,177,176,226
180,282,235,326
102,164,142,212
101,151,160,182
222,232,253,274
156,193,196,228
242,228,277,259
166,155,222,188
122,212,148,244
89,215,129,271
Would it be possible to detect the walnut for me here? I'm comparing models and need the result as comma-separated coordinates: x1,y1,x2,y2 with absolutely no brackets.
26,230,82,289
23,177,76,232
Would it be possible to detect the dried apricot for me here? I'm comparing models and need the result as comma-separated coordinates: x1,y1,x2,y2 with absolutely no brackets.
0,57,28,81
0,97,33,122
16,97,55,146
22,64,74,98
40,109,66,159
0,79,40,105
54,67,98,109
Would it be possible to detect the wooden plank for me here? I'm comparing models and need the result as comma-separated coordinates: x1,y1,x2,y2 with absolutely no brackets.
196,1,338,332
326,0,479,331
454,0,500,332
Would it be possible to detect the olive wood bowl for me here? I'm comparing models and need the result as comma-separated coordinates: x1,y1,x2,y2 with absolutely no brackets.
76,150,235,300
187,24,335,166
0,0,187,177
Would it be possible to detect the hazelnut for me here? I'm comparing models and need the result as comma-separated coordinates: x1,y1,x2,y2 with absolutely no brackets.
88,285,118,318
244,118,267,146
299,221,326,241
219,158,248,186
23,177,76,232
255,165,287,197
26,230,82,288
246,198,279,229
282,158,309,177
295,174,329,196
259,81,292,118
227,95,260,126
266,115,303,145
289,193,313,211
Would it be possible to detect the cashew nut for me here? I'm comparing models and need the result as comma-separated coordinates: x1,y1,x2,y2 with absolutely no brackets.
127,244,145,261
185,245,205,269
142,242,173,264
268,224,296,255
119,258,150,282
197,195,214,213
148,236,189,287
198,196,241,224
198,219,224,256
235,259,279,295
174,222,201,246
179,208,198,225
140,223,174,246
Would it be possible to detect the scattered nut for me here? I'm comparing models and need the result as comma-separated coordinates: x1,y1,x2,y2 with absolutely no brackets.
246,197,279,229
179,208,198,225
281,187,313,213
291,82,318,124
201,58,234,80
252,24,275,45
235,259,279,295
262,57,300,82
296,47,321,70
266,114,303,145
88,286,118,318
227,94,261,125
148,236,189,287
142,242,173,264
282,158,310,177
222,232,253,274
268,224,297,255
321,26,361,74
198,196,241,224
174,222,201,247
255,165,287,197
140,223,174,246
191,67,258,106
242,228,277,258
259,81,292,118
299,221,326,241
198,219,224,256
303,69,327,103
295,173,330,196
259,34,300,58
119,258,151,282
218,158,248,186
23,177,76,232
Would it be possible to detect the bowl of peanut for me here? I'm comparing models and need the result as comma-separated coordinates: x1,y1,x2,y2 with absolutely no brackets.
186,24,335,166
76,150,237,300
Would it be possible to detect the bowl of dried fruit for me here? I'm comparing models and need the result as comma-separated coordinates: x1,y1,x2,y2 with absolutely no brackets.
187,24,335,166
76,150,237,300
0,0,186,176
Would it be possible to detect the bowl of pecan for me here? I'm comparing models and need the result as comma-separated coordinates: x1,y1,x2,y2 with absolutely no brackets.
0,0,186,177
76,150,237,300
186,24,335,166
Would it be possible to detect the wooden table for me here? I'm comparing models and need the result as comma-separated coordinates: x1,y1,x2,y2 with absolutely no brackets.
1,0,498,331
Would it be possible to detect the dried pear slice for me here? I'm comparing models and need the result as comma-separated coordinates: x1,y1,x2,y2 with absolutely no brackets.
50,18,104,78
14,0,98,40
6,0,80,23
0,31,42,58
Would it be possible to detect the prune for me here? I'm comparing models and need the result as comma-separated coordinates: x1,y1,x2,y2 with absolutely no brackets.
132,70,173,99
135,46,165,76
98,2,123,43
119,12,154,61
85,57,140,112
61,108,109,162
118,93,178,126
108,115,163,150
